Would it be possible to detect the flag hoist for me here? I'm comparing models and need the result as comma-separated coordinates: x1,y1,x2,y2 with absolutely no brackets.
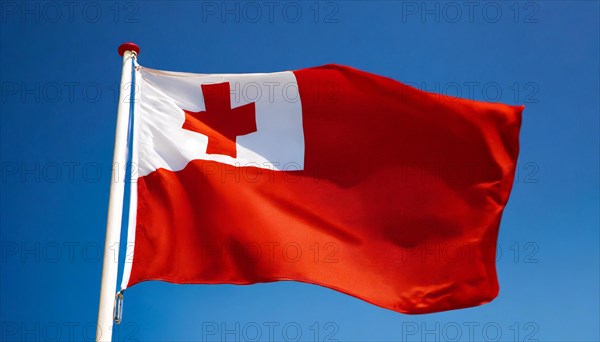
96,42,140,342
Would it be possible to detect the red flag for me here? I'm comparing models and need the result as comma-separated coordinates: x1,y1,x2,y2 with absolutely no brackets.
121,64,522,314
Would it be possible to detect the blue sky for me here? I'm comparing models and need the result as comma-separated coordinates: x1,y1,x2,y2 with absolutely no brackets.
1,1,598,341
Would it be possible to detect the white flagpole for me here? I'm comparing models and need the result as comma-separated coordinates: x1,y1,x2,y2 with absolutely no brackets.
96,42,140,342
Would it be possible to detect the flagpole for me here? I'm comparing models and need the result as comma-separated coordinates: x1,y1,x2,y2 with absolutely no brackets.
96,42,140,342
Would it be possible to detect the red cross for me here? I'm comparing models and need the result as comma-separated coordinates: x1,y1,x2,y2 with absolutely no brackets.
182,82,257,158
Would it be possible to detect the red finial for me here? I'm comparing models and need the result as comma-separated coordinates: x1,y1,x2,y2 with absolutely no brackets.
118,42,140,56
